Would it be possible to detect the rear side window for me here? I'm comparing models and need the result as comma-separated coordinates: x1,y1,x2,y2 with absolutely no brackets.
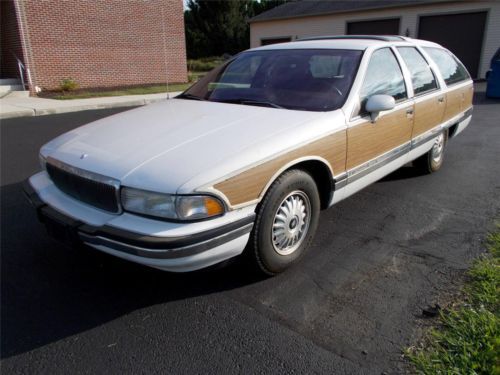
397,47,438,95
424,47,470,85
360,48,407,110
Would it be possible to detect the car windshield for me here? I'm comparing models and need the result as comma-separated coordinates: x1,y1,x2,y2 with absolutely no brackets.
179,49,363,111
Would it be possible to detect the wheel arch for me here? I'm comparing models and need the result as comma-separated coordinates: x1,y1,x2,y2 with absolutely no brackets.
259,157,335,210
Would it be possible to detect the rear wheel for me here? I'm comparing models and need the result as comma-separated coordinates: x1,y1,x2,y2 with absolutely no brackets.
248,169,320,275
414,130,447,174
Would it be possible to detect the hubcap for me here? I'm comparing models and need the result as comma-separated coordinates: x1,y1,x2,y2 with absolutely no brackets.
431,133,445,163
272,191,311,255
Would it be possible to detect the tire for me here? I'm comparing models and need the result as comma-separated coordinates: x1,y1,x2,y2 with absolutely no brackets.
248,169,320,275
413,130,448,174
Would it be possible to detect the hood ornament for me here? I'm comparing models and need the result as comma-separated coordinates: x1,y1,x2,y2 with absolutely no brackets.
80,153,89,160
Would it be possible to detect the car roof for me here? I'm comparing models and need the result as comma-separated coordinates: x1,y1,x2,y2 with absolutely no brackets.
250,35,442,52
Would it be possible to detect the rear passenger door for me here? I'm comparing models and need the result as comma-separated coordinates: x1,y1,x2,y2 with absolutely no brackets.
396,46,444,140
346,48,413,172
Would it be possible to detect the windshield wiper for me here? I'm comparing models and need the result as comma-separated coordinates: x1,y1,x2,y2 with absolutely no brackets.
177,93,204,101
239,99,284,109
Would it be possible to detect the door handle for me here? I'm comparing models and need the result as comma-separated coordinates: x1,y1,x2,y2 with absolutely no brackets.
438,97,445,103
406,108,414,115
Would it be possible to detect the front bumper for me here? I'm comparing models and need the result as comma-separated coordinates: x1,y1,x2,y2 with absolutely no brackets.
24,176,255,272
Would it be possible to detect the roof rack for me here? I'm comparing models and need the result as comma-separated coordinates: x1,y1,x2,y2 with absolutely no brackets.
297,35,407,42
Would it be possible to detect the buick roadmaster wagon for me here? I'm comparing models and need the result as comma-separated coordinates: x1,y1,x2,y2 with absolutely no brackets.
25,36,474,275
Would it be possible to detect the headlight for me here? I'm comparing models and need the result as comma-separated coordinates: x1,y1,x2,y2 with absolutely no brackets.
121,187,225,221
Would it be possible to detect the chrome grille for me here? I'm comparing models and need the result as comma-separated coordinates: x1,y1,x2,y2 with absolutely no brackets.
46,160,120,213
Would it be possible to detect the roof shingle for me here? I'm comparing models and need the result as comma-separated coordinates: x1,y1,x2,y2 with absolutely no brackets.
250,0,439,23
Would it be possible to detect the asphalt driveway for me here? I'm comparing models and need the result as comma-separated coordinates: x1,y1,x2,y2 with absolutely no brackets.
1,93,499,374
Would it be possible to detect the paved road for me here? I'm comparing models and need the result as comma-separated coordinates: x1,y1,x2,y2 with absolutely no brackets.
1,95,499,374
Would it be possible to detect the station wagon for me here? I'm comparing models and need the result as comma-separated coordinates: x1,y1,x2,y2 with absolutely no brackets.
25,36,474,274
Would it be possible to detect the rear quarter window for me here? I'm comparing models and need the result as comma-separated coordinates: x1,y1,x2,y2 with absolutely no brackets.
424,47,470,86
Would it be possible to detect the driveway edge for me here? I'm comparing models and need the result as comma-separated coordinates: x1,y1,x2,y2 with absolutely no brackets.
0,93,179,120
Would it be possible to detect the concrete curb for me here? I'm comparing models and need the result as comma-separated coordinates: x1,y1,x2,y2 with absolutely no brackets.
0,92,181,120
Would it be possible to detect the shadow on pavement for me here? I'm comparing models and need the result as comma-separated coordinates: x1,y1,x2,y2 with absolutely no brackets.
473,91,500,105
0,182,265,359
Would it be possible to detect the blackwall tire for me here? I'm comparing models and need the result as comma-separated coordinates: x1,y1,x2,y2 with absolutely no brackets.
414,130,448,174
248,169,320,275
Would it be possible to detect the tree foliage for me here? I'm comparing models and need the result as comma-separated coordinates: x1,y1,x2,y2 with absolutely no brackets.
184,0,292,59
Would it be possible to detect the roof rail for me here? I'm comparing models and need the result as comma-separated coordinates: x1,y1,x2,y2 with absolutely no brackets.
298,35,407,42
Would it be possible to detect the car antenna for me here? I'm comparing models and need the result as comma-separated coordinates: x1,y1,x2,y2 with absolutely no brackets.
161,6,170,100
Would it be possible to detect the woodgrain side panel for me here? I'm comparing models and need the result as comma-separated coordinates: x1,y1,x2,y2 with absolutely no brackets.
214,131,347,206
463,83,474,109
412,96,445,138
346,108,413,170
444,87,462,120
444,83,473,121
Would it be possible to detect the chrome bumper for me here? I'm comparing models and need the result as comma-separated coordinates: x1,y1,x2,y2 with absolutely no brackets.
23,179,254,261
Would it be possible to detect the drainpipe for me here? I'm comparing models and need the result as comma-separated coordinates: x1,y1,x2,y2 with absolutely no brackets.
13,0,35,95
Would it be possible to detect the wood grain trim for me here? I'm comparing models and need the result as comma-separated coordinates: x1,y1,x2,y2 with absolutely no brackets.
412,96,445,138
214,132,347,206
346,108,413,170
444,83,473,121
463,83,474,109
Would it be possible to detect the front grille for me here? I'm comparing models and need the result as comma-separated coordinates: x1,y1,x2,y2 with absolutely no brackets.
46,162,119,213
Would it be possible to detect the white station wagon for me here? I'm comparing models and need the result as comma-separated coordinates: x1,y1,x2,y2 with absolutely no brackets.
25,36,473,275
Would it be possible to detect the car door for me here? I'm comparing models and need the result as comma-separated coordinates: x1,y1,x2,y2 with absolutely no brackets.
396,46,444,141
346,48,414,180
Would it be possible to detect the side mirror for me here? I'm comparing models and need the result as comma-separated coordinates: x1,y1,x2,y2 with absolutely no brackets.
365,94,395,123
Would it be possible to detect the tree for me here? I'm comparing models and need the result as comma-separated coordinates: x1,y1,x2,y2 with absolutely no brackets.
185,0,292,59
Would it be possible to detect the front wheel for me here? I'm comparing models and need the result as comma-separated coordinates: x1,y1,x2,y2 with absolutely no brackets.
414,130,448,174
248,169,320,275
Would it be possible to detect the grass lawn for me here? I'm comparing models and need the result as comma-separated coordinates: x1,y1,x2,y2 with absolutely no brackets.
406,226,499,374
53,83,192,100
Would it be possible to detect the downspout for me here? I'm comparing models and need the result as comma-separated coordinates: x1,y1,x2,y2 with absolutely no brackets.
13,0,35,94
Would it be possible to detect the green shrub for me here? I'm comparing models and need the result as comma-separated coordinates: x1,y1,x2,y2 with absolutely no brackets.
187,57,224,72
59,78,79,92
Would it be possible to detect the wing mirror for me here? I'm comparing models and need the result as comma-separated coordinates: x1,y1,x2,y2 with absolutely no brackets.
365,94,395,123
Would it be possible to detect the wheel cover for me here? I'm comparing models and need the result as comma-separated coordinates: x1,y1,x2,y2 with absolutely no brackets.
271,191,311,256
431,133,445,163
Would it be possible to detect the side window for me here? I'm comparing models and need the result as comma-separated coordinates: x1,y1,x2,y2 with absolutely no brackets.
397,47,438,95
359,48,407,115
423,47,470,86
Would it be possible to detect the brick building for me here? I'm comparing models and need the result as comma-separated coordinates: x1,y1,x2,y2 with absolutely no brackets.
1,0,187,94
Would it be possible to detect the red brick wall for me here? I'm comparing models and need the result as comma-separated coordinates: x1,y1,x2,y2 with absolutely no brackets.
17,0,187,91
1,0,25,79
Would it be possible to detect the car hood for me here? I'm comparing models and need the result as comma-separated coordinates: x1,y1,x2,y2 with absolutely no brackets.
41,99,341,194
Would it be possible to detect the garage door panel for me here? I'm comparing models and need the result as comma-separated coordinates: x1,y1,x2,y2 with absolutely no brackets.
418,12,487,78
347,18,400,35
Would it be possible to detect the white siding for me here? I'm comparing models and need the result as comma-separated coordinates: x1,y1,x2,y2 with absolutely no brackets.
250,0,500,78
